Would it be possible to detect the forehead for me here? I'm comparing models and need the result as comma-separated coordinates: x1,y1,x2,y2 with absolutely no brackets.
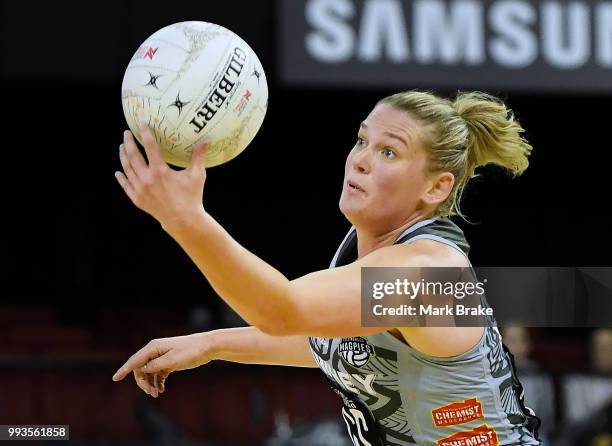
361,103,421,136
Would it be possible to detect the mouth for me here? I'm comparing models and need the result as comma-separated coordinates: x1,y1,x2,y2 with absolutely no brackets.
347,180,365,193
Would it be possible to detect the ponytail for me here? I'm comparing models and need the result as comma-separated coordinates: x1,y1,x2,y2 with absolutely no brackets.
454,91,531,180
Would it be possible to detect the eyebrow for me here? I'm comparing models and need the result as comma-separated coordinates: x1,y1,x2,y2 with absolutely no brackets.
359,122,410,150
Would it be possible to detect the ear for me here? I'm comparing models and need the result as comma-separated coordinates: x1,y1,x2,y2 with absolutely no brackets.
422,171,455,206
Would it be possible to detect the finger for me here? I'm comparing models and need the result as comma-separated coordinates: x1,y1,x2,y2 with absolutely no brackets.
154,371,170,393
134,367,158,397
113,345,162,382
114,171,138,203
156,371,171,393
142,352,175,374
119,144,140,184
123,131,148,175
153,374,161,395
188,139,210,176
139,125,165,167
133,369,153,395
145,372,158,398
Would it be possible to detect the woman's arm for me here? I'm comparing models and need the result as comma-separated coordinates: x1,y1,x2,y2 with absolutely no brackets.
167,210,466,339
210,326,317,367
112,326,317,398
116,128,468,340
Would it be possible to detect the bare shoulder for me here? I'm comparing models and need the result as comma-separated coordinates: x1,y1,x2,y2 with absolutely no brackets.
356,238,469,268
364,240,482,358
345,236,481,356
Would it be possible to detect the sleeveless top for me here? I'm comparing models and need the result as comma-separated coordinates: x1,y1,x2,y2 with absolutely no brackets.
308,218,542,446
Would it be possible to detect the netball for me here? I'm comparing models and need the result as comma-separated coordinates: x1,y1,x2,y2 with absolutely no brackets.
121,21,268,168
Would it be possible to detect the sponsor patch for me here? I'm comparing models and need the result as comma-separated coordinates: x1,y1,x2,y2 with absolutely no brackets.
436,424,498,446
432,398,484,427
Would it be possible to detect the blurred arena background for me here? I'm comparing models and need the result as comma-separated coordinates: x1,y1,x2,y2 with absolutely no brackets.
1,0,611,445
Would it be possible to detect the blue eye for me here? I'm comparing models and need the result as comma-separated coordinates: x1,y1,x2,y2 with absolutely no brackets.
356,137,365,147
382,148,396,159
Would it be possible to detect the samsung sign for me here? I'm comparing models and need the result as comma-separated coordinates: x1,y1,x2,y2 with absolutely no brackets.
279,0,612,91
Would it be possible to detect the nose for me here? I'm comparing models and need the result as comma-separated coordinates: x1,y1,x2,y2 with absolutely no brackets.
350,145,371,174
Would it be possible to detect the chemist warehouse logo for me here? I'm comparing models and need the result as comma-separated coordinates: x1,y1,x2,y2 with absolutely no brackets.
338,337,375,367
437,424,498,446
432,398,484,427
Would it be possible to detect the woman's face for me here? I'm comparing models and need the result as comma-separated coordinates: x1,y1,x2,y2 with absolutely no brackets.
339,103,434,230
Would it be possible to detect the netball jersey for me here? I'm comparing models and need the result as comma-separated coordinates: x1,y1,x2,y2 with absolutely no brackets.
309,218,541,446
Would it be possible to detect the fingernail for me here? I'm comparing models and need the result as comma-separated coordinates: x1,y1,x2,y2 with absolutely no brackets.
124,130,130,139
119,144,124,152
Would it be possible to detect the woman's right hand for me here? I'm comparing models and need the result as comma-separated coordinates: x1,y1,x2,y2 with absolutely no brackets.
112,332,215,398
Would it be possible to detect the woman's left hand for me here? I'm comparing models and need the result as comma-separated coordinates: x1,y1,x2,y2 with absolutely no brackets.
115,126,209,230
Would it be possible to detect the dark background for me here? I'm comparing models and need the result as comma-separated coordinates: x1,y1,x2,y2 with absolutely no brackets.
3,1,611,305
0,1,610,445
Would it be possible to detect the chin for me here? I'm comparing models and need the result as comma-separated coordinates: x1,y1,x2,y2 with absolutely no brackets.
339,199,366,224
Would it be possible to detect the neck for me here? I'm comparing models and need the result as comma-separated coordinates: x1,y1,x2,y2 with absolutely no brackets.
354,213,433,259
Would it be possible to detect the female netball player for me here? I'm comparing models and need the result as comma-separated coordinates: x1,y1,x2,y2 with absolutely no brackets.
113,91,541,446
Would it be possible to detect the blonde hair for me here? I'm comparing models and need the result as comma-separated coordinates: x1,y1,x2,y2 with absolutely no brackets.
378,91,532,218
